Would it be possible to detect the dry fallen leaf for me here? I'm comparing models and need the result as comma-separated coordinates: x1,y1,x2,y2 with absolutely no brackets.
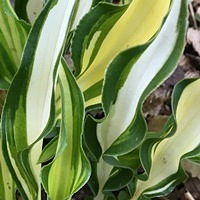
187,28,200,56
193,0,200,4
197,7,200,15
182,159,200,179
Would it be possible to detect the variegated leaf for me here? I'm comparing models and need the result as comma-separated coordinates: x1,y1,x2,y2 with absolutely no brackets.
26,0,46,24
71,0,93,31
0,133,15,200
95,0,187,198
133,78,200,199
102,0,187,159
0,0,29,89
41,60,91,200
1,0,76,199
72,0,171,108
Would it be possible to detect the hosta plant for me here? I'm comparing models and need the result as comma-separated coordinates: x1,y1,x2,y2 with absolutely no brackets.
0,0,199,200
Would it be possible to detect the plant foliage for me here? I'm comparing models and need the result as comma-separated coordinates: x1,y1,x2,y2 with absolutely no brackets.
0,0,199,200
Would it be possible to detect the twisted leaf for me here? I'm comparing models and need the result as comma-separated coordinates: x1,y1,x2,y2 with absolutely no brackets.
72,0,170,108
133,78,200,199
95,0,187,198
41,60,91,200
1,0,76,199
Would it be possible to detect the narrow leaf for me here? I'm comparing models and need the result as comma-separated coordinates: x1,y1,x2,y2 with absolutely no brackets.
1,0,76,199
133,78,200,199
72,0,171,107
41,60,91,200
95,0,187,197
37,136,58,164
102,0,187,157
0,136,15,200
0,0,29,89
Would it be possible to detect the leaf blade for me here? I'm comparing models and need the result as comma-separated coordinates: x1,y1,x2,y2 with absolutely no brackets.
41,60,91,200
0,1,29,89
133,78,200,199
95,0,187,197
74,0,171,107
1,0,76,198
